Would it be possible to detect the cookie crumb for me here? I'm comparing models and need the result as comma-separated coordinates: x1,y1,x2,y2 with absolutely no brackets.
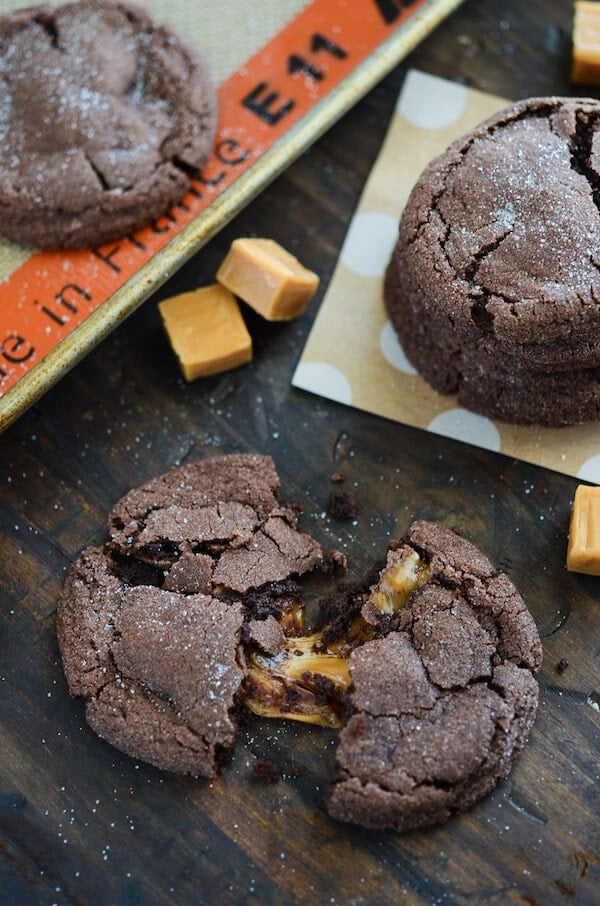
329,490,358,520
331,471,346,483
251,760,281,783
323,549,348,576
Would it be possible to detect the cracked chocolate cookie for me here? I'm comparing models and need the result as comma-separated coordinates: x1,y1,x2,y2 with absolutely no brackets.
0,0,217,249
56,454,330,775
384,96,600,426
326,521,542,832
58,546,246,776
57,456,542,832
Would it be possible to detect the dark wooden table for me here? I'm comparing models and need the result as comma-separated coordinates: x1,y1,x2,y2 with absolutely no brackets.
1,1,599,903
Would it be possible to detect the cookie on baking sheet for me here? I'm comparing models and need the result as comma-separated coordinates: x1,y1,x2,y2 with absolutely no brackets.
326,520,542,832
0,0,217,249
56,454,326,776
384,96,600,426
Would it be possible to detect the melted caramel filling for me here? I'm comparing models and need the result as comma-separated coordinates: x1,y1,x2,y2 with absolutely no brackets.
370,550,432,615
244,550,432,727
245,634,351,728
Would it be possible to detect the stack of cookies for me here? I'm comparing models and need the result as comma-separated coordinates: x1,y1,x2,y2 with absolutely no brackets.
384,96,600,427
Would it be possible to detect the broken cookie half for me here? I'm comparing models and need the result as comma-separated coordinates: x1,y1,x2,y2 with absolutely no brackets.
57,454,542,833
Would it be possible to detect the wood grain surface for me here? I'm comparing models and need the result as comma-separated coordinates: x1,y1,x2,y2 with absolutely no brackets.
1,1,599,904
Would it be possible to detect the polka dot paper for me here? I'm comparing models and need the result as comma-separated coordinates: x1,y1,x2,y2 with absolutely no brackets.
293,70,600,483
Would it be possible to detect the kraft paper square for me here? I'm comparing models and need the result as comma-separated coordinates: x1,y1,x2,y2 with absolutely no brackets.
293,70,600,484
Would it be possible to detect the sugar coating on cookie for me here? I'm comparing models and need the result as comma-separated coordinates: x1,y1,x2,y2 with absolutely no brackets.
384,96,600,426
326,520,542,832
0,0,217,248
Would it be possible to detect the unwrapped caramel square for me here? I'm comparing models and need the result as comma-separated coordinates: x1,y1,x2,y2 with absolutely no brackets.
566,484,600,575
571,1,600,84
216,238,319,321
158,285,252,381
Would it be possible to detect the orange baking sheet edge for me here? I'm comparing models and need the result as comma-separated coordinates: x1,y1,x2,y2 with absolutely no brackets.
0,0,430,396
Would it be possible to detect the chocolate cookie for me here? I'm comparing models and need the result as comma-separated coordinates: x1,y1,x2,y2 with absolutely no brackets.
326,520,542,832
384,96,600,426
57,458,542,832
0,1,217,249
107,453,324,592
58,546,246,775
56,454,327,775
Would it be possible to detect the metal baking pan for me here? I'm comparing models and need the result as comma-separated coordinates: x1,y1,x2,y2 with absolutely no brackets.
0,0,464,431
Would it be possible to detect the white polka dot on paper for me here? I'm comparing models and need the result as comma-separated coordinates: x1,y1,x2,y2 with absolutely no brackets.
379,321,417,373
293,362,353,405
427,409,501,452
339,212,398,278
398,70,468,130
577,455,600,485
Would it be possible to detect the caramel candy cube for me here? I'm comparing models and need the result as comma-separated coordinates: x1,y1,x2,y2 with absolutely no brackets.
216,238,319,321
571,1,600,84
158,285,252,381
566,484,600,575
